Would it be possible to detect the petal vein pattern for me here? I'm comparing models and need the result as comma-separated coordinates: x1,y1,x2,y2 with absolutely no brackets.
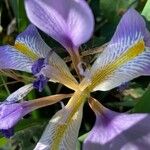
87,9,150,91
34,106,83,150
25,0,94,49
83,109,150,150
93,47,150,91
15,24,51,59
0,25,78,89
90,40,145,91
0,45,33,72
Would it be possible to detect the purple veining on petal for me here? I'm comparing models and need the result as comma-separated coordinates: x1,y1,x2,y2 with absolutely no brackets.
110,8,150,47
25,0,94,50
0,45,33,72
83,109,150,150
91,8,150,92
0,24,53,73
15,24,52,58
0,102,29,130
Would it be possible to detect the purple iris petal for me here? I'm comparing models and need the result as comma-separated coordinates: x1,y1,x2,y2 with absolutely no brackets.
0,24,54,73
111,8,150,47
0,84,35,137
91,8,150,91
0,102,30,130
15,24,52,58
25,0,94,50
83,109,150,150
0,85,67,138
33,75,49,92
0,128,14,138
0,45,33,72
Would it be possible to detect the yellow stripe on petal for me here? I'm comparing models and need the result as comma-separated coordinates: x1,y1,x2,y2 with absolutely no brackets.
34,90,85,150
90,40,145,90
51,88,89,149
14,42,38,60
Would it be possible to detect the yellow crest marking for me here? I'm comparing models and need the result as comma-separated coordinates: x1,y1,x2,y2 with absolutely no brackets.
90,40,145,90
14,42,38,60
51,88,89,150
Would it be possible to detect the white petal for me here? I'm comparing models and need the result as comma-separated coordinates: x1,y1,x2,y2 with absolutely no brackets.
93,48,150,91
88,9,150,91
0,45,33,72
15,24,52,59
6,84,33,102
34,106,83,150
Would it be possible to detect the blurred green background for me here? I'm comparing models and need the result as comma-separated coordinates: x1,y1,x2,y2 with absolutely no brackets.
0,0,150,149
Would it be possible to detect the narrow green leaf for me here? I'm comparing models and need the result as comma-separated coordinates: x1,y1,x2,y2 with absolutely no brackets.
142,0,150,21
9,0,28,32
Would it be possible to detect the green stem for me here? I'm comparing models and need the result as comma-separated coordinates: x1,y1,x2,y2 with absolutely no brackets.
0,76,10,95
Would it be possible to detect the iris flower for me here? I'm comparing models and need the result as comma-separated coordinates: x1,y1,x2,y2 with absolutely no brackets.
25,0,150,149
0,0,150,149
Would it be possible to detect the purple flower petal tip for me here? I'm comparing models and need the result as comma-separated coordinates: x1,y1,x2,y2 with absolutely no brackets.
0,84,34,132
25,0,94,49
0,102,26,130
83,109,150,150
0,128,14,138
111,8,150,47
91,8,150,91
